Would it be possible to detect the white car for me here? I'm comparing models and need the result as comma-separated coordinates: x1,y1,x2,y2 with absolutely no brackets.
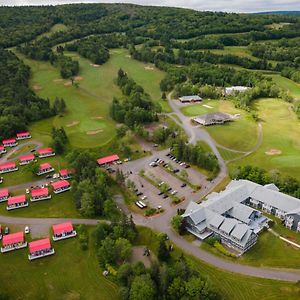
158,181,165,187
24,226,30,234
141,195,148,201
171,190,177,195
25,188,30,194
52,173,59,179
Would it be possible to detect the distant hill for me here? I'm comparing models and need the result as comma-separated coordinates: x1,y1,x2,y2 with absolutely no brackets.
256,11,300,16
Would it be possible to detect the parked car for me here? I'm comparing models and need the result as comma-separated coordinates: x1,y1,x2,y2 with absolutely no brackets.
185,164,190,169
25,188,30,194
141,195,148,201
46,174,52,179
181,183,187,188
24,226,30,234
158,181,165,187
158,191,164,196
4,227,9,235
52,173,59,179
171,190,177,195
173,169,180,173
163,194,168,199
167,187,172,192
166,153,171,157
136,192,143,196
30,149,36,152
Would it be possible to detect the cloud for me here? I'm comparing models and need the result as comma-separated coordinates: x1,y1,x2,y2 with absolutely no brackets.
1,0,300,12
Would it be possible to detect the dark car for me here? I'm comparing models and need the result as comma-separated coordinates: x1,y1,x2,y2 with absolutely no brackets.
30,149,36,152
46,175,52,179
166,153,171,157
185,165,190,169
4,227,9,235
173,169,180,173
158,191,164,196
163,194,168,199
181,183,187,188
167,187,172,192
136,192,143,196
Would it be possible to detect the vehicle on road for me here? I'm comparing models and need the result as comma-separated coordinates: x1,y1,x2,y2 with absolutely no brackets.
24,226,30,234
4,227,9,235
25,188,30,194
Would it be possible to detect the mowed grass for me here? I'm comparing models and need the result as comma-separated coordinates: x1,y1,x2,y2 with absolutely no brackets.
229,98,300,179
181,100,258,152
15,48,167,148
137,227,300,300
0,227,119,300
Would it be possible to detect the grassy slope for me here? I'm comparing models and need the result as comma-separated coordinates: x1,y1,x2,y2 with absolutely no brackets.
229,98,300,179
0,227,119,300
137,227,300,300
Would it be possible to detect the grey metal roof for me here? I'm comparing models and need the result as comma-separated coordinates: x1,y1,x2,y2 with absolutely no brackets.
230,223,249,240
193,112,231,125
219,218,238,235
209,214,225,229
179,95,202,101
264,183,279,192
189,208,206,225
229,204,255,224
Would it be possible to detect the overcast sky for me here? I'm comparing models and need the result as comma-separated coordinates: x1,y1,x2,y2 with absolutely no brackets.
0,0,299,13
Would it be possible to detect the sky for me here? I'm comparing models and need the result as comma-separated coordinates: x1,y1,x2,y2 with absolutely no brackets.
0,0,300,13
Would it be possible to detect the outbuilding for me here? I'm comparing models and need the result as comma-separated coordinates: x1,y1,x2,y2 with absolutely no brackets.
1,231,27,253
0,145,6,155
16,132,31,140
52,222,77,241
51,180,71,194
19,154,35,165
28,238,55,260
37,163,54,176
193,112,232,126
30,187,51,202
0,162,18,174
59,169,74,179
2,138,18,147
97,154,120,166
0,188,9,202
37,148,55,158
179,95,202,103
7,195,28,211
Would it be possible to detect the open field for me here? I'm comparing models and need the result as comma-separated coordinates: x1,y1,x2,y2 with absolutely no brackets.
229,98,300,179
137,227,300,300
15,48,167,148
0,227,119,300
36,23,68,41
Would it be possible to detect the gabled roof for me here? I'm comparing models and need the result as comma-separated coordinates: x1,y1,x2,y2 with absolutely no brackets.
0,162,16,170
189,208,206,225
51,180,70,190
38,148,54,155
0,188,9,198
8,195,26,205
39,163,52,170
97,154,119,165
16,132,30,137
29,238,51,253
193,112,232,124
2,232,24,246
219,218,238,235
179,95,202,101
230,223,249,240
59,169,74,176
229,203,255,224
2,138,16,144
20,154,35,161
209,214,225,229
31,188,48,197
52,222,73,235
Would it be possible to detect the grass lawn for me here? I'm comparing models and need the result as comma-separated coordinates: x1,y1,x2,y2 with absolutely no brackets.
229,98,300,180
137,227,300,300
0,227,119,300
15,48,168,148
6,144,37,159
218,147,245,161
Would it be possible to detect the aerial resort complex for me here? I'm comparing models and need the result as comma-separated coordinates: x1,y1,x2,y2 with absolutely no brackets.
1,2,300,299
183,180,300,253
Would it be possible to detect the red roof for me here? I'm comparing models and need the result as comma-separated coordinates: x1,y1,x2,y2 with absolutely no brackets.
16,132,30,137
0,145,4,150
38,148,54,155
39,163,52,170
0,188,9,198
97,154,119,165
8,195,26,205
31,188,49,198
2,231,24,246
20,154,35,162
0,162,16,170
59,169,73,176
2,138,16,144
52,222,74,235
51,180,70,190
29,238,51,253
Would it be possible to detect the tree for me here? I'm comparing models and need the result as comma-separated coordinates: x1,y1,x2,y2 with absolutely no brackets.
179,169,188,181
97,237,117,266
80,192,95,217
103,199,120,221
129,274,156,300
115,238,132,262
171,215,184,234
157,237,170,262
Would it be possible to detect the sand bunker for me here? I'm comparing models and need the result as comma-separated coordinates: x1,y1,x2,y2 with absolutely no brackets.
64,81,72,87
90,63,100,67
91,116,103,120
33,84,42,91
203,104,213,109
66,121,80,127
53,79,64,83
265,149,282,156
144,66,154,71
74,76,84,81
86,129,103,135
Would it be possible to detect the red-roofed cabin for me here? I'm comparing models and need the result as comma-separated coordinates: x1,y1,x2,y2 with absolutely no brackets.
0,162,18,174
28,238,55,260
19,154,35,165
37,148,55,158
2,138,18,147
7,195,28,211
51,180,71,194
59,169,74,179
52,222,77,241
30,187,51,202
0,145,6,155
37,163,54,176
0,188,9,202
97,154,120,166
1,231,27,253
16,132,31,140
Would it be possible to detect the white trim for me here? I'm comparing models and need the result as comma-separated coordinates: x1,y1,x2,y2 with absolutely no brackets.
53,186,71,194
38,153,55,158
6,202,29,211
28,248,55,260
52,231,77,241
30,195,52,202
36,167,54,176
1,242,27,253
0,167,18,174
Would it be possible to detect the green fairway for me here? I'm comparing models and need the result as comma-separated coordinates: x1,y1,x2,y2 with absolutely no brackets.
208,46,259,61
0,227,119,300
180,99,220,116
218,147,245,161
229,98,300,179
137,227,300,300
15,48,167,148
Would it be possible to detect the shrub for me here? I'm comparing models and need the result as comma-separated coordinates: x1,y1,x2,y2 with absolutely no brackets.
145,208,157,216
77,225,89,250
214,241,236,258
